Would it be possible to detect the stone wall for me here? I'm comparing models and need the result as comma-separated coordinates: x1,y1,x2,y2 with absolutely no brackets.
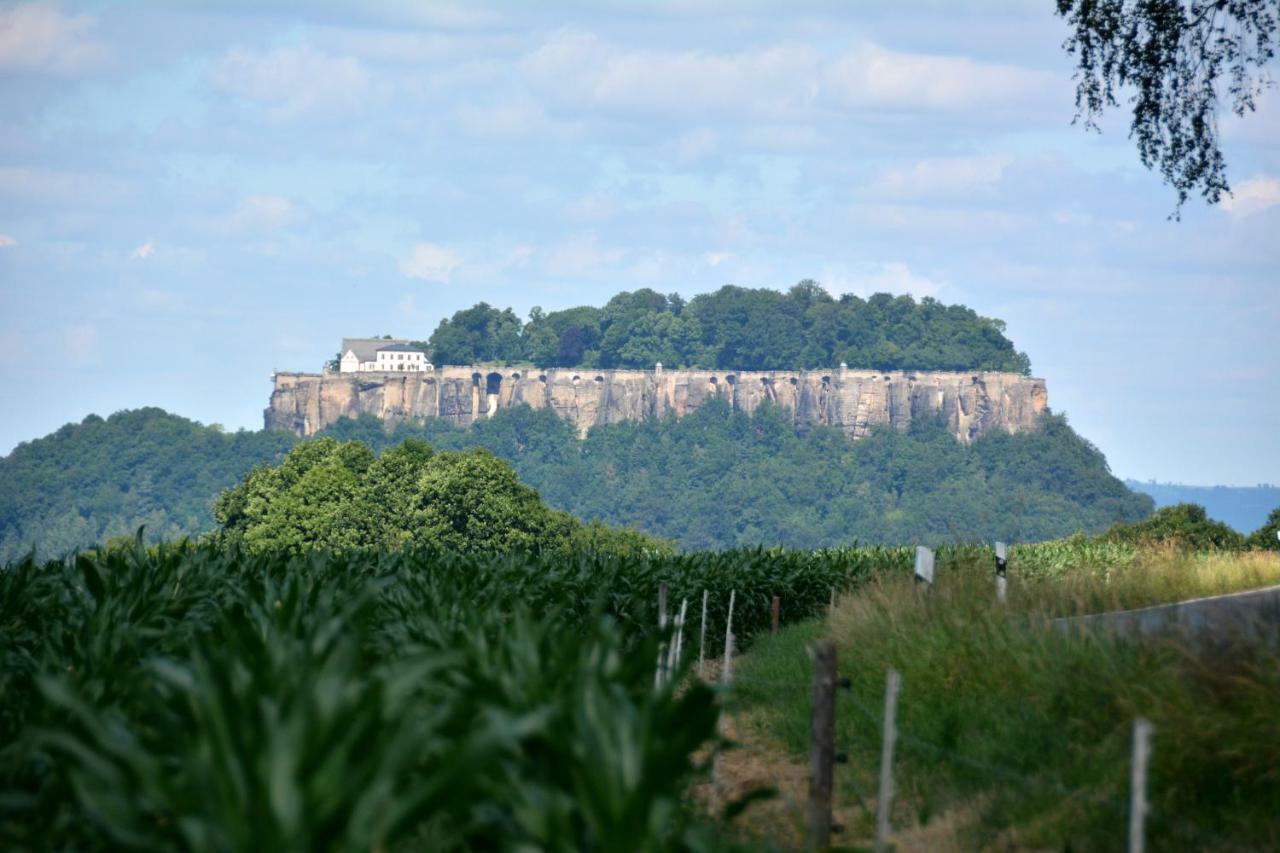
265,366,1048,443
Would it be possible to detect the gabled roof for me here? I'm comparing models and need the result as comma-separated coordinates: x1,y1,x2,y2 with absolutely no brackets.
341,337,413,363
376,343,422,354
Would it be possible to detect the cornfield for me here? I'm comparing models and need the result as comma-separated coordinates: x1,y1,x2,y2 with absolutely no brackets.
0,539,912,849
6,534,1240,848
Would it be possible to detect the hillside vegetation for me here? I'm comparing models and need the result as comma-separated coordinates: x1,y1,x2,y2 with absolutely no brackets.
419,283,1033,373
331,403,1154,550
0,409,294,562
0,403,1160,560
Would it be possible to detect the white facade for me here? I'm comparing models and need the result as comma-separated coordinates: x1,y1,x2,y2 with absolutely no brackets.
374,348,427,371
337,338,431,373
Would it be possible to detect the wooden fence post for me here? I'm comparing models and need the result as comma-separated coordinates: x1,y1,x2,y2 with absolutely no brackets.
875,668,901,853
771,595,781,636
667,598,689,674
1129,717,1154,853
995,541,1008,603
655,583,669,689
699,590,709,678
722,589,736,675
711,631,736,816
808,641,837,850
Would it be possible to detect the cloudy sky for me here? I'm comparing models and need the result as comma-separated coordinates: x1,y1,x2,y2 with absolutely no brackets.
1,0,1277,484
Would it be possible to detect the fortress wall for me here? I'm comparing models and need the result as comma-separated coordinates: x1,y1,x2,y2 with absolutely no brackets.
265,366,1048,443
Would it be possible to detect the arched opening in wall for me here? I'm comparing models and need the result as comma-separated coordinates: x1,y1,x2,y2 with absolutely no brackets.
538,374,548,383
594,375,604,383
486,372,503,395
971,375,980,384
471,372,482,386
725,374,736,385
883,376,891,382
708,376,719,386
789,377,798,386
572,374,581,386
821,375,831,384
760,377,773,387
510,372,522,380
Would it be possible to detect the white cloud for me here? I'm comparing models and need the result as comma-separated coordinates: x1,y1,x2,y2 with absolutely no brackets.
821,262,945,299
522,32,1054,122
400,242,461,283
0,234,16,248
524,31,820,120
456,100,570,139
565,193,617,224
824,43,1055,111
131,241,154,259
0,1,107,74
0,166,127,208
1220,175,1280,217
212,46,375,119
675,127,718,164
542,233,625,278
62,323,97,364
870,155,1014,198
213,194,296,233
705,251,732,267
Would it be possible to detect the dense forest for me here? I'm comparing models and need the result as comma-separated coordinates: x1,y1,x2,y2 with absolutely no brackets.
415,283,1033,373
1,403,1155,560
0,410,295,563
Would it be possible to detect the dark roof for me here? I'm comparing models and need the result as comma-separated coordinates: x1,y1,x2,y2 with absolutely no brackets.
341,337,411,362
377,343,423,353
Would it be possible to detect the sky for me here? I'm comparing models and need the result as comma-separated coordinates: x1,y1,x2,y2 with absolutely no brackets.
0,0,1277,485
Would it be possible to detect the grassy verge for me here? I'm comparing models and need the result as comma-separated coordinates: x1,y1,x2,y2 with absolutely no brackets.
732,550,1280,850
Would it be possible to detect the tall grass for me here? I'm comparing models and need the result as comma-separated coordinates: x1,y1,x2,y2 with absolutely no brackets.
734,550,1280,850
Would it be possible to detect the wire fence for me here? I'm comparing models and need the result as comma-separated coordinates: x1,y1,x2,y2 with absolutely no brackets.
664,572,1264,850
720,664,1214,851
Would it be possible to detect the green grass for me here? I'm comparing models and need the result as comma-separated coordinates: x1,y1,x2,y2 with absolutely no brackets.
733,550,1280,850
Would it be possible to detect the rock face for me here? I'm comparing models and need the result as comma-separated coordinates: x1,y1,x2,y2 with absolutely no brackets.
265,366,1048,443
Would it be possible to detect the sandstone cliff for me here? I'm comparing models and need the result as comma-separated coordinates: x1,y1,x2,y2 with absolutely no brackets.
265,366,1048,443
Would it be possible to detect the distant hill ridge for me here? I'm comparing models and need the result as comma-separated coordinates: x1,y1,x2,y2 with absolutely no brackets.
1126,481,1280,533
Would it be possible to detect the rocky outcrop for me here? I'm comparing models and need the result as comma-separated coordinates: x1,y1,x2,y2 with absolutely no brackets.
265,366,1048,443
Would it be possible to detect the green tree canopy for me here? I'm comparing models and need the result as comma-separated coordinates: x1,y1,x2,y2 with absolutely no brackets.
1105,503,1244,550
1246,507,1280,551
214,437,594,555
426,302,525,364
419,284,1032,373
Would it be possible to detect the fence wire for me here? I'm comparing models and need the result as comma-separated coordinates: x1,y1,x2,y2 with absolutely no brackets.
726,670,1207,844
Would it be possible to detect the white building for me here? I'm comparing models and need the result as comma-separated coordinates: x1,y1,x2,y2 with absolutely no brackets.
338,338,431,373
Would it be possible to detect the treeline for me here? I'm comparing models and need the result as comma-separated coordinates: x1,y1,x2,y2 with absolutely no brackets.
324,403,1153,549
0,409,294,563
418,283,1033,373
2,404,1157,560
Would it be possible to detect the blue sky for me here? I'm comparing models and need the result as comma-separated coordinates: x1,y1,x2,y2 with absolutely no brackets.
1,0,1276,484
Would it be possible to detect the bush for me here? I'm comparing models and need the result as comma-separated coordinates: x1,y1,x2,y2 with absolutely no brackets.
1105,503,1243,550
1246,507,1280,550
